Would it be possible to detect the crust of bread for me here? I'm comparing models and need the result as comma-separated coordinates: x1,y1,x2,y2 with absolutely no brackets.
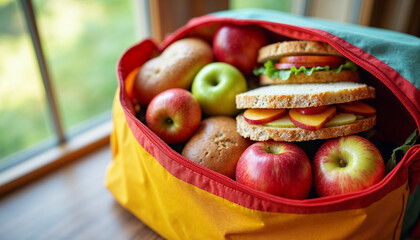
182,116,251,178
259,70,360,85
236,114,376,142
258,41,344,63
236,83,375,109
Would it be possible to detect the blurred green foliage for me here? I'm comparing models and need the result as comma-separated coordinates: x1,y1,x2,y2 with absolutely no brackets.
0,0,137,161
230,0,293,12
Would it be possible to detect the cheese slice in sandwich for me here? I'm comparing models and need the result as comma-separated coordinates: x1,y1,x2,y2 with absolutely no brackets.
236,82,377,142
254,41,360,85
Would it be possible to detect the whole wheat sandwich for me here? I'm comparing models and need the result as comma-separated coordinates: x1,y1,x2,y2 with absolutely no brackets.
236,82,377,142
254,40,360,85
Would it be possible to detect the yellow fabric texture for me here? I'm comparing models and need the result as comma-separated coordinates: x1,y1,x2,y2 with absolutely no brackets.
106,94,408,240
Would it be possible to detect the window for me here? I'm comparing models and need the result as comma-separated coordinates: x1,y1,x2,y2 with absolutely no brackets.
0,0,54,169
0,0,144,171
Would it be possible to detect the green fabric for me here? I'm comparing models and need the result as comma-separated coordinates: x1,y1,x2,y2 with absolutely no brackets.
212,9,420,90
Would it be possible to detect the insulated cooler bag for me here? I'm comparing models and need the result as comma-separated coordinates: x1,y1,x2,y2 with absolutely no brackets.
106,9,420,239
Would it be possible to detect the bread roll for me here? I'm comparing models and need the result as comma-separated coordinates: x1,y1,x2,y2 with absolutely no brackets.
134,38,213,105
182,116,251,178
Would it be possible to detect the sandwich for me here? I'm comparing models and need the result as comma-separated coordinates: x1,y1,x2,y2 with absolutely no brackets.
253,41,360,85
235,82,377,142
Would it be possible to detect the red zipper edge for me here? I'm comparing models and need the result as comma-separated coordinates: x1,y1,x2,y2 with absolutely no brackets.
116,16,419,211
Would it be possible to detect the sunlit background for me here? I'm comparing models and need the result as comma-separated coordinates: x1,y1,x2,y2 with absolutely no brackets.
0,0,138,167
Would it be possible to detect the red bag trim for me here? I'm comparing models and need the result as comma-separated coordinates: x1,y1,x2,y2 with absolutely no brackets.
116,16,419,214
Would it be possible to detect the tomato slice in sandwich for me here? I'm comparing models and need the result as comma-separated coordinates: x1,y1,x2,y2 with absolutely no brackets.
275,55,346,69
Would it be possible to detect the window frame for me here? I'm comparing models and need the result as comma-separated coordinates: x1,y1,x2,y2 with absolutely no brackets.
0,0,145,195
19,0,65,144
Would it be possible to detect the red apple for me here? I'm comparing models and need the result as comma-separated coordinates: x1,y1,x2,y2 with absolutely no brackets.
146,88,201,144
289,106,337,131
296,105,329,115
213,25,268,75
243,108,286,124
337,101,376,116
236,141,312,200
313,135,385,197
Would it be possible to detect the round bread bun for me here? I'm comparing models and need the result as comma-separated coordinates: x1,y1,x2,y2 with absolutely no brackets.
259,70,360,85
134,38,213,105
182,116,252,178
258,41,344,63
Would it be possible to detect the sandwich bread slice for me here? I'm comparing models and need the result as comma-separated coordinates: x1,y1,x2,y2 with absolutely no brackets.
254,41,360,85
236,82,376,142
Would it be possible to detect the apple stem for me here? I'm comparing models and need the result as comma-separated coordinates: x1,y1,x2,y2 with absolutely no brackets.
165,117,173,125
210,79,219,86
339,159,347,167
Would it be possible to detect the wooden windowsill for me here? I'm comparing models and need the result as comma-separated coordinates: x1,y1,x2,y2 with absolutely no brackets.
0,144,163,239
0,120,112,196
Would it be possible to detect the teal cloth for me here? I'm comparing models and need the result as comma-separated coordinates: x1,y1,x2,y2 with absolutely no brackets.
213,9,420,90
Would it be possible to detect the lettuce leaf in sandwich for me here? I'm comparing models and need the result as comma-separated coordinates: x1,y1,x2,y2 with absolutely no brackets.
254,60,358,81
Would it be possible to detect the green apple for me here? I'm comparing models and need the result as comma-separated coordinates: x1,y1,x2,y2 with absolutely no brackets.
192,62,247,116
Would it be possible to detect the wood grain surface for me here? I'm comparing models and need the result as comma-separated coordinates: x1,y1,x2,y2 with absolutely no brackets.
0,146,164,240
